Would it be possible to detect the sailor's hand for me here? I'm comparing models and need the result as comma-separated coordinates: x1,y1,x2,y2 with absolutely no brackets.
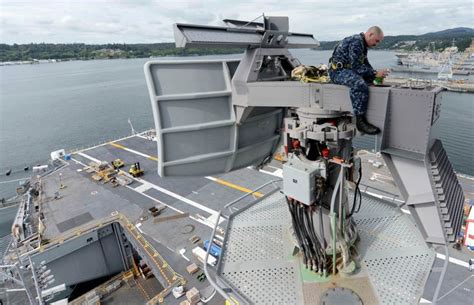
376,69,389,78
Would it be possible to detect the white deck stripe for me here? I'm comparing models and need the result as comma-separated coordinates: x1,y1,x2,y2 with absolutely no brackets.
70,157,217,231
77,152,101,164
134,178,218,216
206,213,225,226
71,156,184,215
259,168,283,178
111,143,152,159
76,151,217,216
124,185,184,214
436,253,470,268
134,183,152,193
189,215,216,229
135,134,156,141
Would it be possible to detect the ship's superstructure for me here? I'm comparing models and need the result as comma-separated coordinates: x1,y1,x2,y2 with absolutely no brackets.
144,16,466,304
0,15,470,305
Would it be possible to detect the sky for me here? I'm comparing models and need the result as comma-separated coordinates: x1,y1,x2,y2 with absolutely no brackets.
0,0,472,44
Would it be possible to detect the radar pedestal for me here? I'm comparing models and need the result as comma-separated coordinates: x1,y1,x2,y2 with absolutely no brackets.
144,15,465,305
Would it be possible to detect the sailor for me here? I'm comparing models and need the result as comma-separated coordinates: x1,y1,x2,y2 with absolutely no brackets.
329,26,388,135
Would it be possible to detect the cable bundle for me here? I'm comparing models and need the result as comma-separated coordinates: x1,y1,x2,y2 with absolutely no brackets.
286,197,327,275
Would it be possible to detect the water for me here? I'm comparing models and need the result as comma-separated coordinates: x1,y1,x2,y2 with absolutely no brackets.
1,51,473,202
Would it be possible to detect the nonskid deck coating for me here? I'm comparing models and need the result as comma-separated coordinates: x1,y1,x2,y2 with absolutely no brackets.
36,134,283,304
30,134,474,304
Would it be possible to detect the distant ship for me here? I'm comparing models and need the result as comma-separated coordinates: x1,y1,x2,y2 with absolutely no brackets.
393,39,474,78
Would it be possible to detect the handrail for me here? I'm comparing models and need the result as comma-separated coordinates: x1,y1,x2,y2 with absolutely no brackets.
224,179,282,209
203,210,231,302
203,179,282,305
358,183,404,205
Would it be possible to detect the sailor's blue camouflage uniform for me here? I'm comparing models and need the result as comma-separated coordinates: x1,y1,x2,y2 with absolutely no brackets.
328,33,377,115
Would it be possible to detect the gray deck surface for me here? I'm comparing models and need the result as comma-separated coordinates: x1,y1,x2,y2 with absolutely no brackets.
100,276,163,304
29,134,474,304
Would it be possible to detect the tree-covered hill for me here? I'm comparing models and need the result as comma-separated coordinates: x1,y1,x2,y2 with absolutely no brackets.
1,28,472,62
318,27,473,51
0,43,244,62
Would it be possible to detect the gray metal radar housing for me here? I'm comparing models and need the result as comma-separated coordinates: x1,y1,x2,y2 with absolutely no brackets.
144,17,316,177
144,17,464,246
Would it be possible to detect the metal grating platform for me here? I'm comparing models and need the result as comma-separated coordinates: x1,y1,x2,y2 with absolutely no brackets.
216,191,435,305
218,192,303,304
352,195,435,305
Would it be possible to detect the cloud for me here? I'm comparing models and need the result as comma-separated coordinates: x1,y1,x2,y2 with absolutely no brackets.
0,0,472,44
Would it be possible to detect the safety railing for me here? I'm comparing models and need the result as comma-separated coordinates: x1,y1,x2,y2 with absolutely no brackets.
358,183,404,206
203,179,282,305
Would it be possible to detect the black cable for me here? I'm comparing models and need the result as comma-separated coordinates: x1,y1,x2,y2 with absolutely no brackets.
319,204,327,265
297,203,315,266
355,182,362,213
355,162,363,213
318,204,326,249
296,205,310,253
286,197,308,267
306,206,321,253
303,206,319,266
286,197,304,251
306,206,324,272
347,161,363,218
306,205,322,271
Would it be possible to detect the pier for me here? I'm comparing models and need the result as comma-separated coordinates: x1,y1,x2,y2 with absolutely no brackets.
385,77,474,93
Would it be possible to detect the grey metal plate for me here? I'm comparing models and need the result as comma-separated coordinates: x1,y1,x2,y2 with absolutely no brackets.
144,59,283,177
56,212,93,233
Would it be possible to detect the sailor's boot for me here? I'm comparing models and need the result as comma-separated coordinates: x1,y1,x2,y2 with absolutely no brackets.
356,115,380,135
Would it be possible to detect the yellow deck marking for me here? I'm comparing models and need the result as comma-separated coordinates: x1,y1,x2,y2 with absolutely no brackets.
212,178,263,197
110,142,125,149
109,141,263,197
